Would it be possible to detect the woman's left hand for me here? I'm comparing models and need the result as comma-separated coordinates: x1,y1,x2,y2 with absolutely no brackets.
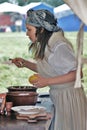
33,74,49,88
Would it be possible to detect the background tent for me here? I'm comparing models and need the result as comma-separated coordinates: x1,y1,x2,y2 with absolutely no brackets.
21,2,54,15
53,0,87,26
0,2,22,14
0,2,54,32
54,4,72,18
64,0,87,26
31,2,53,14
58,14,87,31
0,2,24,32
54,4,87,31
20,2,40,15
0,2,54,15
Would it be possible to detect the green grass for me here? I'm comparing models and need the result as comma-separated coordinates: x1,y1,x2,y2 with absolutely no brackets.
0,32,49,93
0,32,87,94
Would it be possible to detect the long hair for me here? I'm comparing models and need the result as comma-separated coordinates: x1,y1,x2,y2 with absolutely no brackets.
29,27,53,60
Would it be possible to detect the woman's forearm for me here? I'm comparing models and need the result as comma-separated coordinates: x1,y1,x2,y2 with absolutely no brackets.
48,70,77,86
23,59,37,72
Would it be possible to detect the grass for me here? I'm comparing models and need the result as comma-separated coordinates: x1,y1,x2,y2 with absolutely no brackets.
0,32,87,94
0,32,49,93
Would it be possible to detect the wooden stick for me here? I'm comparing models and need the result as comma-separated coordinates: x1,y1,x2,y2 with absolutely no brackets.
74,23,84,88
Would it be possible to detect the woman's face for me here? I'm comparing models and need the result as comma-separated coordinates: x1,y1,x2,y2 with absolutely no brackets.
26,24,37,43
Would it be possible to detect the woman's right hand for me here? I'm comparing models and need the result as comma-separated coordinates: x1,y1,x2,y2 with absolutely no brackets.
9,57,37,72
9,58,25,68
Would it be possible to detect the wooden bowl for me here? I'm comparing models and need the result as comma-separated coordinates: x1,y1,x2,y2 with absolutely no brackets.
6,91,38,106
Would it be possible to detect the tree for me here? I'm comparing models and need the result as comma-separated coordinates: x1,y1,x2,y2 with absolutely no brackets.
10,0,64,7
41,0,64,7
11,0,41,6
0,0,8,4
0,0,64,7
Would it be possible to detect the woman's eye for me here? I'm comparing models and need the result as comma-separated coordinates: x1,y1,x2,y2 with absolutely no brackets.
28,29,31,32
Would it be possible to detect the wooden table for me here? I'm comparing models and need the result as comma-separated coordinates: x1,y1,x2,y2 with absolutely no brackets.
0,115,47,130
0,96,53,130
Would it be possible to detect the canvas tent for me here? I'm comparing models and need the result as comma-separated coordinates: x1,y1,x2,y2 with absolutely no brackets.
58,14,87,31
54,0,87,27
20,2,54,15
0,2,54,32
20,2,40,15
0,2,22,14
63,0,87,26
0,0,87,26
54,4,87,31
0,2,53,15
54,4,71,18
31,2,53,14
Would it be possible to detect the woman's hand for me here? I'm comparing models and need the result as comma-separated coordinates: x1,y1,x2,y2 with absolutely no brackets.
9,58,37,72
32,74,49,88
9,58,25,68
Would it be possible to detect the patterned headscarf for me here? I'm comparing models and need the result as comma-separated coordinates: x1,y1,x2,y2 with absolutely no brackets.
26,9,60,32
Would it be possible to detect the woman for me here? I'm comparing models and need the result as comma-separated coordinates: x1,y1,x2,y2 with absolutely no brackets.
11,9,87,130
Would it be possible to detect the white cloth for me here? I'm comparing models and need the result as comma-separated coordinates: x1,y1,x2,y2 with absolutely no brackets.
48,42,76,75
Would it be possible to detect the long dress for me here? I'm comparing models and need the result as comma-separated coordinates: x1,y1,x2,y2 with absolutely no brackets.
37,31,87,130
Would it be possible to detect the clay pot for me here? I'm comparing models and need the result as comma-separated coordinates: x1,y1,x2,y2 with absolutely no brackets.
7,86,37,92
6,91,38,106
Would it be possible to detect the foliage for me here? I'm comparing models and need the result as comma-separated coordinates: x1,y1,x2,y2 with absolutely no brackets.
17,0,40,6
0,0,8,3
0,0,64,7
16,0,64,7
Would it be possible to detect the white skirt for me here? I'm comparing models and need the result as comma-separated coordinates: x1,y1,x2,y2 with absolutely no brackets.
49,82,87,130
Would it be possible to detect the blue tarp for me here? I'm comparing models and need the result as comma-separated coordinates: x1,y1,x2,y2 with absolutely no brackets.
32,3,54,14
58,14,87,31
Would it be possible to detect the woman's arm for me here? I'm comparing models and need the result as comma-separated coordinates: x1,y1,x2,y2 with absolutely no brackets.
23,59,37,72
33,70,81,88
10,58,37,72
47,70,77,86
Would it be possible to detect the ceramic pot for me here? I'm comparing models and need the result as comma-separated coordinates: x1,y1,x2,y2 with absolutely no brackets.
7,86,37,92
6,91,38,106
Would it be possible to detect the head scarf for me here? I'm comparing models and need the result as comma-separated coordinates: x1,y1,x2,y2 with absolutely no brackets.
26,9,61,32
